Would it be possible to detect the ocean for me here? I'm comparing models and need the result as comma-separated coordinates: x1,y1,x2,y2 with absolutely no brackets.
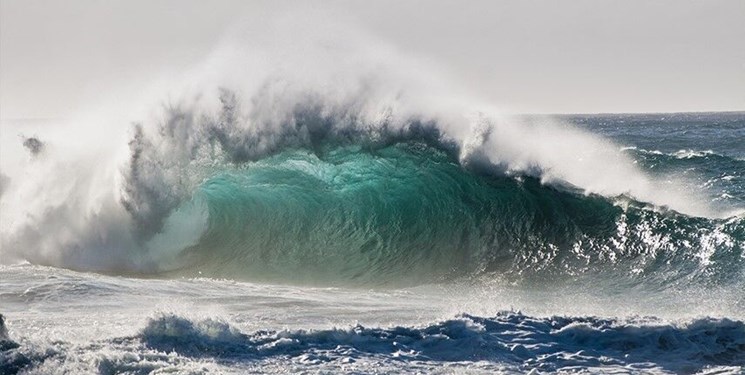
1,109,744,374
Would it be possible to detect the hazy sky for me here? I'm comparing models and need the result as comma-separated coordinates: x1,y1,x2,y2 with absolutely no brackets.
1,0,744,119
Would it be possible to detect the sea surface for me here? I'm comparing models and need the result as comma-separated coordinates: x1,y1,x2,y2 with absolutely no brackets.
1,111,744,374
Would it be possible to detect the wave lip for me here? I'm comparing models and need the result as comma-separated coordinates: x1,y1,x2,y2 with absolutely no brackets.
139,313,745,374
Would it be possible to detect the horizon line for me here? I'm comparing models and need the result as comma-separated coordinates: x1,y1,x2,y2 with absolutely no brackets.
1,109,744,123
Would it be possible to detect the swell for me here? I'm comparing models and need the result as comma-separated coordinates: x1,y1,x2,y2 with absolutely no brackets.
623,147,745,170
622,147,745,207
159,140,745,286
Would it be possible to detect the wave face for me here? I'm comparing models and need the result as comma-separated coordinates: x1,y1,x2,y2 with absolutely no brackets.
168,139,745,286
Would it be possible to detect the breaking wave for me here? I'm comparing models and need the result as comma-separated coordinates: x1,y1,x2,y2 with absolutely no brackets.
1,86,744,287
0,23,742,286
4,313,744,374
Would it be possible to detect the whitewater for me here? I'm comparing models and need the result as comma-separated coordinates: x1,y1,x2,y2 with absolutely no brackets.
2,17,745,374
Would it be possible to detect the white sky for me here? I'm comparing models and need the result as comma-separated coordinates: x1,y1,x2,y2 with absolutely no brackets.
1,0,744,120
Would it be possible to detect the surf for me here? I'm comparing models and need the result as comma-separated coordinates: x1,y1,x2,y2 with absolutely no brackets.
0,18,741,286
